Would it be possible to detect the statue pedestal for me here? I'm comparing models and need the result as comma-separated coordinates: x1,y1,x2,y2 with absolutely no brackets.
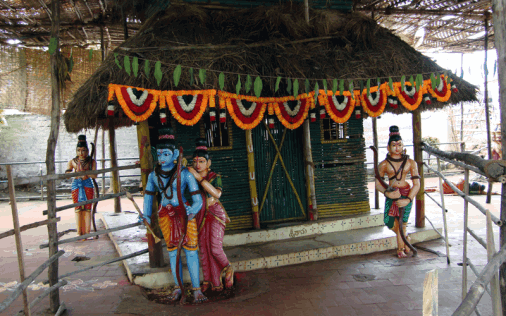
99,208,441,289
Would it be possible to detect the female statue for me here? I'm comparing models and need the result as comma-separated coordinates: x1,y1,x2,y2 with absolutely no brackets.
189,138,234,292
65,135,97,238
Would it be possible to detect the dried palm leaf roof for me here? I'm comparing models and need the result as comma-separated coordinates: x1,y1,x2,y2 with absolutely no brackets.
0,0,494,52
354,0,494,53
63,3,477,133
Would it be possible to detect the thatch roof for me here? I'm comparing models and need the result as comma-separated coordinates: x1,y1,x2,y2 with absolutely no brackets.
63,3,477,133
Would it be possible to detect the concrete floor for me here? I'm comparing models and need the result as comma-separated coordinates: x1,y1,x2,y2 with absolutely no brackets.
0,176,501,315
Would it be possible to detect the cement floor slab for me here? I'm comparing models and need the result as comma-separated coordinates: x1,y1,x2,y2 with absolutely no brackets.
101,212,441,289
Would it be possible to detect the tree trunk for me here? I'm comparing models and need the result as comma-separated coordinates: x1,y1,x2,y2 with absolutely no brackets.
423,143,506,181
47,0,61,312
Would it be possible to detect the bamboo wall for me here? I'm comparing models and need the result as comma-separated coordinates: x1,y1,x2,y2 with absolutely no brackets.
174,118,253,231
0,45,102,116
311,116,371,218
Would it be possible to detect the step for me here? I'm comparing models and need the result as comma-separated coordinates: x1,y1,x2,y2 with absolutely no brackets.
100,213,441,289
223,209,384,247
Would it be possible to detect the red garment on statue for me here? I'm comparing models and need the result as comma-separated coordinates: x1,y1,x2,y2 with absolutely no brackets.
388,184,411,217
159,204,192,249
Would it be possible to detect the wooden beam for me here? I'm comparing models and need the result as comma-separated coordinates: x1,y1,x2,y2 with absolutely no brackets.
413,110,425,228
47,0,60,311
245,130,260,229
372,117,379,209
7,166,30,316
136,121,163,267
39,223,142,248
0,217,60,240
108,120,121,213
356,7,485,19
484,13,494,204
493,0,506,310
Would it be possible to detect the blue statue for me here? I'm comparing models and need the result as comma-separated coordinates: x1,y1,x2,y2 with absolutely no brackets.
140,127,207,304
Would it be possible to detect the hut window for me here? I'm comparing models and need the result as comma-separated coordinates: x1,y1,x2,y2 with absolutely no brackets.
201,114,232,150
321,117,347,143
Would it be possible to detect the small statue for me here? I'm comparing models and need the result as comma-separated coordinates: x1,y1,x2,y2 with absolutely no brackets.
66,135,97,238
141,127,207,304
188,138,234,293
374,126,420,258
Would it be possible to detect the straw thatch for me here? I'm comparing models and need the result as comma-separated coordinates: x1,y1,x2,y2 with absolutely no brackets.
63,3,477,133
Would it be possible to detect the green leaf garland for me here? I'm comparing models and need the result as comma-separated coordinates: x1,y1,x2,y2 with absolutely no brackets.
132,57,138,77
173,65,182,87
236,75,242,95
366,79,371,97
339,79,344,95
154,61,163,86
293,79,299,97
275,76,282,93
314,82,319,104
305,79,310,94
388,77,394,91
124,56,131,75
199,69,206,85
114,53,122,69
401,75,406,91
245,75,252,93
409,76,415,88
219,72,225,90
144,60,149,77
254,76,262,98
287,78,292,94
332,79,338,95
349,81,354,100
322,79,328,94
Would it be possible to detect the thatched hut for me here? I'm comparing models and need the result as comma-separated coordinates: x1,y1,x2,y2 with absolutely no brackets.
63,3,477,232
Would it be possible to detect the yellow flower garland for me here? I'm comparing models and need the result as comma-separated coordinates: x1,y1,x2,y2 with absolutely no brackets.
394,82,424,111
317,90,356,124
272,92,314,130
110,84,160,122
360,84,387,117
218,91,267,130
165,90,216,126
426,76,451,102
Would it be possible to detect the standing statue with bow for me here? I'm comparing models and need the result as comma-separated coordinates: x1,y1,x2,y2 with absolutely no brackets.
140,127,207,304
372,126,420,258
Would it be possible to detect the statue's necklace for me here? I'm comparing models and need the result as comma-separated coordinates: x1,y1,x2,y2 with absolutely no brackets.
386,154,408,182
156,165,176,200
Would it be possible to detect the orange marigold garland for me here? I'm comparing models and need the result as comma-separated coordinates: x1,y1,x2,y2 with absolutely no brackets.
394,82,424,111
110,84,160,122
165,90,215,126
272,92,314,130
426,76,451,102
219,91,267,130
360,84,387,117
318,90,356,124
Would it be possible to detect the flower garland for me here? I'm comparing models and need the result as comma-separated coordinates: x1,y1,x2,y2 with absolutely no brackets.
165,90,216,126
317,90,356,124
219,91,267,130
394,82,425,111
360,84,387,117
109,84,159,122
272,92,314,130
426,76,451,102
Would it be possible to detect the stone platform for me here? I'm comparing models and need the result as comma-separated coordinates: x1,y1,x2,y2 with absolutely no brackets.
100,208,442,289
